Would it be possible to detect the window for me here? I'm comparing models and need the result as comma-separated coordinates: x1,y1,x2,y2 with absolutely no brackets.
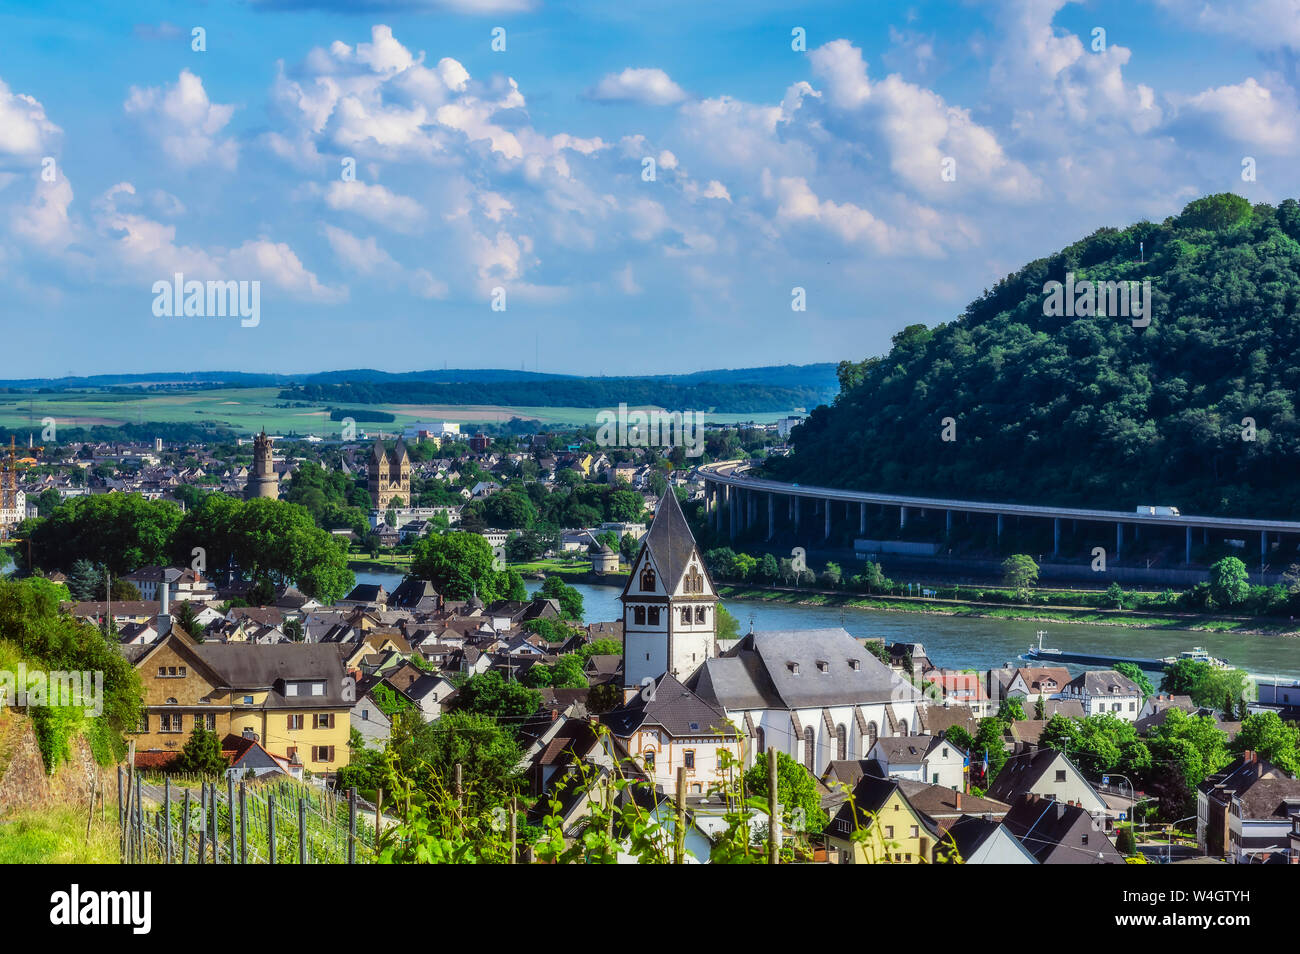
1081,832,1089,845
803,727,815,771
311,682,324,696
361,709,369,720
1055,770,1067,782
849,659,860,671
885,825,894,838
313,746,335,763
286,683,298,697
867,722,878,751
1129,702,1136,712
287,714,304,731
157,667,166,678
644,750,656,769
160,713,181,733
755,727,765,754
684,750,695,770
633,606,646,625
201,712,215,730
836,724,847,761
817,660,829,673
286,746,297,759
694,606,706,624
242,695,253,705
690,783,702,794
932,773,939,784
313,713,335,729
640,566,656,591
681,608,692,625
137,714,149,733
942,748,949,758
647,607,661,625
909,826,918,838
685,566,704,593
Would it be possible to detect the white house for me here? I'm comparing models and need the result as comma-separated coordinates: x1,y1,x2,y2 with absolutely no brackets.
869,734,967,791
1056,670,1144,722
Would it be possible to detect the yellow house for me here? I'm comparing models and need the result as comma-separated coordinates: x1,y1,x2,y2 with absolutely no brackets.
129,629,353,777
825,774,944,864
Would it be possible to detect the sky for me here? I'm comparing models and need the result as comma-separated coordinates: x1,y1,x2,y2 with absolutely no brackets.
1,0,1298,378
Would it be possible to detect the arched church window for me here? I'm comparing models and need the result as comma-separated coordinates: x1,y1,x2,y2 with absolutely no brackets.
633,606,646,625
694,606,706,624
803,726,815,771
755,727,765,754
681,608,691,625
640,566,656,591
836,724,847,761
867,722,878,752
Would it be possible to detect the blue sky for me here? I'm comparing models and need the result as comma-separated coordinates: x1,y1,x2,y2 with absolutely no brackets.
1,0,1297,377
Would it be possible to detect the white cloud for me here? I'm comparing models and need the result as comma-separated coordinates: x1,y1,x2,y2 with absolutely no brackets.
0,78,60,159
588,68,688,106
323,180,425,232
123,70,238,169
1174,77,1300,150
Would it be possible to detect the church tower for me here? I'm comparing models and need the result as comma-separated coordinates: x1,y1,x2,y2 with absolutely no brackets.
368,439,411,510
620,491,718,699
244,430,279,500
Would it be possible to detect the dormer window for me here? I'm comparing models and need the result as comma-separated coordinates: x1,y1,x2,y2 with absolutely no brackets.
789,662,800,675
817,660,829,673
849,659,861,671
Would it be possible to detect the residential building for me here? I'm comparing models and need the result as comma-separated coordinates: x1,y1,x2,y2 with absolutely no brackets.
1056,669,1143,721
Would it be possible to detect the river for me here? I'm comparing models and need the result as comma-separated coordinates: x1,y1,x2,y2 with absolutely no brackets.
350,570,1300,681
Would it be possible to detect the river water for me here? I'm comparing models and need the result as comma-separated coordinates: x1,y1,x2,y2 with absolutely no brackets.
350,570,1300,681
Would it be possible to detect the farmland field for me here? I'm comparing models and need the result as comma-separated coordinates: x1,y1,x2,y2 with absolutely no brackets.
0,387,796,437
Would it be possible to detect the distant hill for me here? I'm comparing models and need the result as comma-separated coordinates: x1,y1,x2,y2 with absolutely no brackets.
0,364,838,414
766,194,1300,519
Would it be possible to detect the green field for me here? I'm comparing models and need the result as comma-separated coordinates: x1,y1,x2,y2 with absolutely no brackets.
0,388,796,437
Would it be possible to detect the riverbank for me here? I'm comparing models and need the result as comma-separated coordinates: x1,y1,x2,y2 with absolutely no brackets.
715,585,1300,636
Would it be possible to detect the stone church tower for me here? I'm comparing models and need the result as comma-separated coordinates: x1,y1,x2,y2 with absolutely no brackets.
368,438,411,510
244,430,279,500
620,491,718,700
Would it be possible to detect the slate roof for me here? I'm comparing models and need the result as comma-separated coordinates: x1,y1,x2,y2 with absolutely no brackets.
1002,795,1122,864
1067,669,1142,696
872,734,944,764
186,642,353,708
638,490,698,594
602,673,738,739
688,628,923,711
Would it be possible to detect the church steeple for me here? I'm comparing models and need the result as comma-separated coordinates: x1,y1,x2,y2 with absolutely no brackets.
619,491,718,698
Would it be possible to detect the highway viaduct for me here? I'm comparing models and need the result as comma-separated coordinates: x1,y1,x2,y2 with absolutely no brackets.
697,461,1300,574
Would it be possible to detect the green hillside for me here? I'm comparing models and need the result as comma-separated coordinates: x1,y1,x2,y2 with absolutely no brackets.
768,194,1300,519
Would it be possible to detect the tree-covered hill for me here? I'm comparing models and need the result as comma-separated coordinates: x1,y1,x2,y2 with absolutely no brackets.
767,194,1300,519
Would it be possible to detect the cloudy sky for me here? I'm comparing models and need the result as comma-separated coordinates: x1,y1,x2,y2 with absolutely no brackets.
1,0,1296,377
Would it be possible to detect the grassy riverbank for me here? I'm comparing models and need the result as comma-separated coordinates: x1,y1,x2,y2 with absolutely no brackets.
715,585,1300,636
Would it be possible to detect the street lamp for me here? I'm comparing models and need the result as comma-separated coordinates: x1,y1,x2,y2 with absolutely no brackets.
1164,815,1196,864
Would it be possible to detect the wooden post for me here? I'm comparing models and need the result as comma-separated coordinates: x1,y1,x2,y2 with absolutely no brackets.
298,797,307,864
268,793,277,865
121,743,136,862
197,784,207,864
181,789,191,865
85,777,97,845
768,752,780,865
508,796,517,865
163,778,172,863
210,782,218,864
375,789,382,848
239,780,248,865
135,775,144,863
227,775,236,864
453,763,463,809
348,787,357,864
674,766,687,864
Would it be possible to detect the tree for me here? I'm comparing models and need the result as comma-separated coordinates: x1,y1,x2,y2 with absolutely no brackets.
1161,661,1250,709
173,601,202,639
1146,708,1229,815
759,553,780,582
539,575,584,621
1231,712,1300,775
1208,556,1250,608
176,726,227,775
453,671,542,727
65,559,101,602
1104,582,1126,609
394,712,524,811
970,717,1008,784
1001,554,1038,599
1115,662,1154,699
716,604,741,641
411,532,510,602
744,751,828,834
283,617,304,642
997,697,1026,723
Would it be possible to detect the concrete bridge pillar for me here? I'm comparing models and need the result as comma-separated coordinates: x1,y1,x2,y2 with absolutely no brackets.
794,496,801,534
824,500,832,540
996,513,1003,542
767,493,775,542
946,510,953,536
1116,523,1123,561
859,502,866,536
1053,517,1060,557
900,506,908,529
1185,526,1192,566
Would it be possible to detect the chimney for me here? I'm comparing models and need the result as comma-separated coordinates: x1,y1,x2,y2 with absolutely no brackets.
158,580,172,637
955,792,963,811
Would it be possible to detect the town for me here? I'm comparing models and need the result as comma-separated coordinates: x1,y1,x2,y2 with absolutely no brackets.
1,417,1298,867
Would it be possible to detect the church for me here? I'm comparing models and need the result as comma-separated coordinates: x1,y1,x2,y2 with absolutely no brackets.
607,491,929,789
368,439,411,510
244,430,279,500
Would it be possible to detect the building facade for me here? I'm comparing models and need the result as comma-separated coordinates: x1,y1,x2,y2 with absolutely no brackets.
368,439,411,510
244,430,280,500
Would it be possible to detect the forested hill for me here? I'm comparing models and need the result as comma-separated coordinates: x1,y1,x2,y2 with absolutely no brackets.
766,194,1300,519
